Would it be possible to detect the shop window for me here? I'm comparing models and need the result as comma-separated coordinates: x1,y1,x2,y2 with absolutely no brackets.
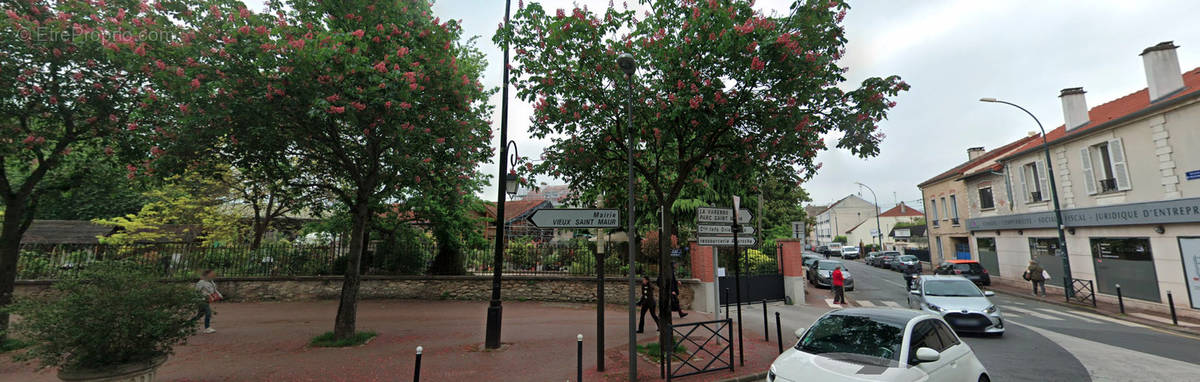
1091,237,1160,302
1027,238,1064,287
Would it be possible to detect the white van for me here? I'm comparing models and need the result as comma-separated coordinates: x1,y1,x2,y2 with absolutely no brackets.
828,243,843,256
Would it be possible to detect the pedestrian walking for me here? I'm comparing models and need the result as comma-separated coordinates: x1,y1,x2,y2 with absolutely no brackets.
670,277,688,318
1024,260,1047,297
193,269,222,334
831,266,846,305
636,275,659,333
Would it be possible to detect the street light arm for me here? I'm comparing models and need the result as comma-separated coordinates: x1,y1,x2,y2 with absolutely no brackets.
980,98,1047,143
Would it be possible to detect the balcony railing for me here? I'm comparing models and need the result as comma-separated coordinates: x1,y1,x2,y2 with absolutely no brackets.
1030,191,1043,202
1099,178,1118,193
951,218,960,225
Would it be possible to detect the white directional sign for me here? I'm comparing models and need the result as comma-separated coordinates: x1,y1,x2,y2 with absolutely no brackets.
696,207,753,224
697,236,756,247
697,225,755,235
791,221,805,239
526,209,620,228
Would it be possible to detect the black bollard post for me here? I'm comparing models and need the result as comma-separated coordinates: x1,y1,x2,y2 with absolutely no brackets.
775,312,783,354
1116,284,1125,314
576,334,583,382
724,288,730,318
413,346,422,382
762,300,768,342
1168,292,1178,326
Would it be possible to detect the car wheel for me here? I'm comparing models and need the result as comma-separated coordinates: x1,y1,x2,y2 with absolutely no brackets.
979,374,991,382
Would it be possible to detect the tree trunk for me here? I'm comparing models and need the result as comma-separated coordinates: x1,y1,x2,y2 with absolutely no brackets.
657,203,676,354
249,218,270,251
428,221,465,275
333,199,371,340
0,195,32,341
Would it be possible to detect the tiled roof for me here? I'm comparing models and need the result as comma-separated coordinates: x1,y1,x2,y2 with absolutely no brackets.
1001,66,1200,161
482,199,552,224
918,134,1042,187
21,220,115,244
879,203,924,217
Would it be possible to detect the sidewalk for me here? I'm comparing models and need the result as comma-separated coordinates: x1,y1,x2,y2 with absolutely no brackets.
985,278,1200,336
0,300,779,381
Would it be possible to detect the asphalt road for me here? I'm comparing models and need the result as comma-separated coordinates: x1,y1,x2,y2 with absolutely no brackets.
737,253,1200,381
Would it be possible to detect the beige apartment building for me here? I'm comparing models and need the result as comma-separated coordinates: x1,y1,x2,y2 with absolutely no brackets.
814,195,876,246
965,41,1200,314
918,135,1040,264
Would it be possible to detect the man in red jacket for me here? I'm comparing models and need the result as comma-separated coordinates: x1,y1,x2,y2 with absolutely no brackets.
831,266,846,305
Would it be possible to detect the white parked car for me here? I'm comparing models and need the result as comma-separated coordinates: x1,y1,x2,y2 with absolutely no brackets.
907,275,1005,336
768,308,991,382
841,246,861,259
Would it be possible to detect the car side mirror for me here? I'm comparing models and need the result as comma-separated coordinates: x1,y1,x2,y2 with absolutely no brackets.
914,347,940,363
909,290,920,296
793,327,806,339
983,291,995,297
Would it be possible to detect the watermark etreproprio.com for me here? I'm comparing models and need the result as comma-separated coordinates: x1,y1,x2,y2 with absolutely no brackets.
18,27,177,43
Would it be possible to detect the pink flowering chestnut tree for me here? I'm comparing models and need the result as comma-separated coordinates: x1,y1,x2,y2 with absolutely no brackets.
498,0,908,337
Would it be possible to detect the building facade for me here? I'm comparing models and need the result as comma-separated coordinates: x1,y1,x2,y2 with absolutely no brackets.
814,195,877,246
843,202,925,250
919,135,1040,264
965,41,1200,313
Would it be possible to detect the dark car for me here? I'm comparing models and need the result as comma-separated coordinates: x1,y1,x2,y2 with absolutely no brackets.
875,251,900,268
933,260,992,285
890,255,922,273
864,251,881,266
816,245,830,255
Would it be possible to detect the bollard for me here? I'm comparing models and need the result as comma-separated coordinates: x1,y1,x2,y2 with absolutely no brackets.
1116,284,1125,314
413,346,422,382
762,300,769,342
775,312,783,354
1168,292,1178,326
576,334,583,382
724,288,730,318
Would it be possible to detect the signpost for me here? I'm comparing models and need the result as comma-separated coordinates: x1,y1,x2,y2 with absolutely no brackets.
697,207,752,224
698,225,755,235
526,208,620,228
525,208,619,372
697,236,757,247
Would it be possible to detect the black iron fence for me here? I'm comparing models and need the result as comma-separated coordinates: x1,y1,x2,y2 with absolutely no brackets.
15,240,648,280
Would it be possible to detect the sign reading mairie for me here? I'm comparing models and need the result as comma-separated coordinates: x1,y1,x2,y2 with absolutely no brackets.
967,197,1200,231
526,209,620,228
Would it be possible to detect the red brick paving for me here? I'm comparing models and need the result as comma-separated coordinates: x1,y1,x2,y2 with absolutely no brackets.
0,300,781,381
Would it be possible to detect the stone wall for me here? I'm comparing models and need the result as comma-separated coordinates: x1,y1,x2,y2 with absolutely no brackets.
13,276,697,309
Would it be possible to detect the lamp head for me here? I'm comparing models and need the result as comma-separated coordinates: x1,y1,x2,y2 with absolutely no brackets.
979,97,998,103
617,53,636,75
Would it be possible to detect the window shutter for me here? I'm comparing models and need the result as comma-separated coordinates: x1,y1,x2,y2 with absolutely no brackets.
1019,164,1030,203
1004,164,1015,208
1036,160,1050,201
1108,138,1131,190
1079,147,1097,195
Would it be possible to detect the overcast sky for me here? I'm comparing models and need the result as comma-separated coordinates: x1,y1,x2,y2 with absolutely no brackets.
250,1,1200,211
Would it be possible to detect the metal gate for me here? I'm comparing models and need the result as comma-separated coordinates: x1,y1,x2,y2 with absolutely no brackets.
717,245,785,305
666,319,734,380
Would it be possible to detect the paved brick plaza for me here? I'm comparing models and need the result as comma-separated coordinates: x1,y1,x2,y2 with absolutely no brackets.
0,300,779,381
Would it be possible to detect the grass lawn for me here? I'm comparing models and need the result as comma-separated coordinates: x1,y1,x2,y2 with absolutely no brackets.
310,331,377,348
635,340,687,363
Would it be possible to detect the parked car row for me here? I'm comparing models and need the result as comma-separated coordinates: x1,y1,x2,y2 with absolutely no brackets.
866,251,922,273
933,260,992,285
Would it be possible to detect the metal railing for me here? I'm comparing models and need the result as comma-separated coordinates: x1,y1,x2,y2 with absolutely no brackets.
1068,279,1097,307
667,318,734,380
16,240,643,280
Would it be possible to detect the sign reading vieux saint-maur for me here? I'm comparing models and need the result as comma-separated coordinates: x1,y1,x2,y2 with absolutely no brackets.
966,197,1200,231
696,207,753,224
526,209,620,228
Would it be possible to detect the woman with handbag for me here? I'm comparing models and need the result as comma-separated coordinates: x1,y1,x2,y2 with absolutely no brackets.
193,269,223,334
1024,260,1047,297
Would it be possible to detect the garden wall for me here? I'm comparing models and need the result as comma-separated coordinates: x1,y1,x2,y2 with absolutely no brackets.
13,276,698,309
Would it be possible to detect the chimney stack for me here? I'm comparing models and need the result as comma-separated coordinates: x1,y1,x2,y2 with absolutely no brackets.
1140,41,1185,102
967,147,985,161
1059,87,1090,131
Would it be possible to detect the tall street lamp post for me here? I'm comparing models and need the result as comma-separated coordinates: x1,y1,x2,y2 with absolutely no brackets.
855,182,883,251
980,97,1073,297
617,52,639,381
485,0,515,350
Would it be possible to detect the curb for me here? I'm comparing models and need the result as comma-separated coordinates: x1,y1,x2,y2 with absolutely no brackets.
717,371,767,382
990,287,1200,338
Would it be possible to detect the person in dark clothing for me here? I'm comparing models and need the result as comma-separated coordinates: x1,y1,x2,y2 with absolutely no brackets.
670,278,688,318
637,276,659,333
903,267,919,290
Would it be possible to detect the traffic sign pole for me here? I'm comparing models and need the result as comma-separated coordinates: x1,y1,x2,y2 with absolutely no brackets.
732,196,744,367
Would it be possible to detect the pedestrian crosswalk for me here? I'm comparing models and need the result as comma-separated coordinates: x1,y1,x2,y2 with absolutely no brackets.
832,299,1145,328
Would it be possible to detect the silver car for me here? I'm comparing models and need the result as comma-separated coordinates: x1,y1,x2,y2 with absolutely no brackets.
809,260,854,291
907,275,1004,336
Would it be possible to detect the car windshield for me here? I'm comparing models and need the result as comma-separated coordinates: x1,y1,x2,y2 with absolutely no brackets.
899,255,918,262
923,280,983,297
953,263,975,271
844,247,858,252
817,261,842,271
881,251,901,256
796,314,904,366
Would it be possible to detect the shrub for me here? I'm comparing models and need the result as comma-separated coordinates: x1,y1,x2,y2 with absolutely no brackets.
6,261,199,372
